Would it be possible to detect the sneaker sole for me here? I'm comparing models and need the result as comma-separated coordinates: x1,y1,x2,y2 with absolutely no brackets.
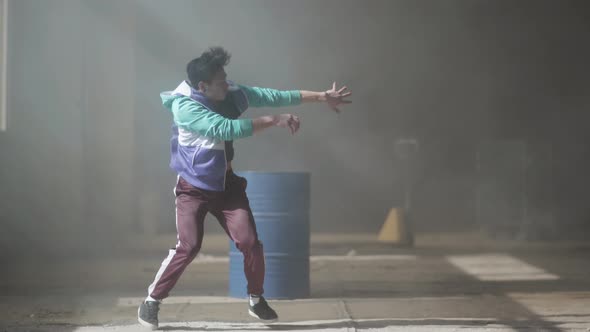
137,307,158,330
248,309,277,323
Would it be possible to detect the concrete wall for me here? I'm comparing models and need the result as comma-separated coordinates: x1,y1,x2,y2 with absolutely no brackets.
0,0,137,257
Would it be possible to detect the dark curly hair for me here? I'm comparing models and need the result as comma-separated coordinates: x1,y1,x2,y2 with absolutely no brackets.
186,47,231,87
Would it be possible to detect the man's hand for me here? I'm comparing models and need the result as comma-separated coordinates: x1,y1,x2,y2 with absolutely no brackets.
274,114,301,135
252,114,301,135
324,82,352,113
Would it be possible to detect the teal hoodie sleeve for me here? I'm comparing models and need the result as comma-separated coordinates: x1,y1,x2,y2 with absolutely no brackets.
239,85,302,108
171,96,253,140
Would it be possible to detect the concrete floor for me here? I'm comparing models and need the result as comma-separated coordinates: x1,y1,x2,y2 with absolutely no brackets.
1,233,590,331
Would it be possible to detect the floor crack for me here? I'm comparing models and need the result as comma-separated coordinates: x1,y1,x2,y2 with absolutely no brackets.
338,299,358,332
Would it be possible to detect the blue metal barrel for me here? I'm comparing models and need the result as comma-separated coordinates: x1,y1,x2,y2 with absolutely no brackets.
229,172,310,299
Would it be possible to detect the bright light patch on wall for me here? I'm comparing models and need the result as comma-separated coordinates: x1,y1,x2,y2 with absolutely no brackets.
447,254,559,281
0,0,6,131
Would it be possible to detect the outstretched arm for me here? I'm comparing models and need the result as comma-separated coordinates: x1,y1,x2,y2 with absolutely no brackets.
239,82,352,113
299,82,352,113
172,96,301,140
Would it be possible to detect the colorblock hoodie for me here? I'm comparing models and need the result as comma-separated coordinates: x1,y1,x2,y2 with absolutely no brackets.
160,80,301,191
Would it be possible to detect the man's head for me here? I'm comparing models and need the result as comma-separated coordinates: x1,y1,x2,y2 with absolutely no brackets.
186,47,231,101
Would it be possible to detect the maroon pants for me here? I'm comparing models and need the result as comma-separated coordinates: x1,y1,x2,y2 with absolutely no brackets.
147,171,264,300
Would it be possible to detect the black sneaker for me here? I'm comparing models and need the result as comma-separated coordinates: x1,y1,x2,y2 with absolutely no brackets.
138,300,160,330
248,296,278,322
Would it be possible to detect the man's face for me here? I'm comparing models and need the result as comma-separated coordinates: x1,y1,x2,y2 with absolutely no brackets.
201,69,229,101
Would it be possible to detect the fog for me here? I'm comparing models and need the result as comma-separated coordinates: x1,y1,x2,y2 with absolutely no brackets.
1,0,589,261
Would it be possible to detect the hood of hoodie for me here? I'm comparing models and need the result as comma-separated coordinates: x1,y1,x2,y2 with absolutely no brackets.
160,80,216,111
